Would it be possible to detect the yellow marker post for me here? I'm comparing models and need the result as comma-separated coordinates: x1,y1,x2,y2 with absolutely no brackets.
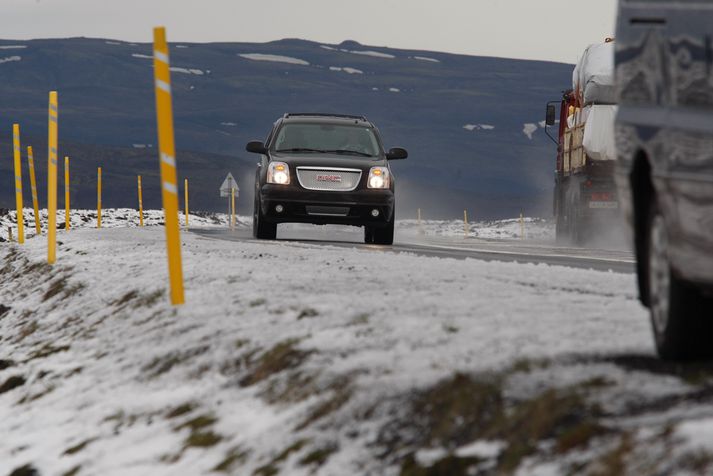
138,175,144,227
520,212,525,240
12,124,25,244
27,146,41,235
154,26,185,305
184,178,189,228
231,187,236,230
47,92,58,264
97,167,102,228
64,156,70,231
463,210,469,238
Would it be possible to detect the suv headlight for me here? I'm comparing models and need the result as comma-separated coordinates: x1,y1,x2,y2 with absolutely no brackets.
367,167,390,189
267,161,290,185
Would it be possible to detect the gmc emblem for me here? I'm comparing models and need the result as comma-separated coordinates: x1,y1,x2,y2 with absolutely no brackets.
316,174,343,183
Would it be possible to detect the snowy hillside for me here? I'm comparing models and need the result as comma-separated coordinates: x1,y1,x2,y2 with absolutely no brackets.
2,211,713,475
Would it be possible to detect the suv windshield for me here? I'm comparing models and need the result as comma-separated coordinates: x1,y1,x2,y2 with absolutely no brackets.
273,123,381,157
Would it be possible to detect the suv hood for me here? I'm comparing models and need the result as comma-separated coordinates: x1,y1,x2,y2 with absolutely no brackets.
270,152,386,170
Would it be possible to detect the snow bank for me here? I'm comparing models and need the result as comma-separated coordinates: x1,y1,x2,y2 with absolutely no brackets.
389,87,400,93
329,66,364,74
0,45,27,50
0,56,21,65
239,53,309,66
523,123,538,140
413,56,440,63
170,67,204,75
105,41,122,46
347,50,395,59
398,217,555,241
131,53,153,59
463,124,495,131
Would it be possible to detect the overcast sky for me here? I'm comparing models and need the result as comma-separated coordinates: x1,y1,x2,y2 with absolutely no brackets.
1,0,617,63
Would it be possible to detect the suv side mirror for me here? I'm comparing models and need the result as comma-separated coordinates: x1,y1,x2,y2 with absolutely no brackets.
386,147,408,160
246,141,267,154
545,104,557,126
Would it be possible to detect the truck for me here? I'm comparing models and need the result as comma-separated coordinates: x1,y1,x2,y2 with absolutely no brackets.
545,40,620,245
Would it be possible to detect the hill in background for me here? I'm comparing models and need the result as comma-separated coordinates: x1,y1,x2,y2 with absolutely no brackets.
0,37,572,218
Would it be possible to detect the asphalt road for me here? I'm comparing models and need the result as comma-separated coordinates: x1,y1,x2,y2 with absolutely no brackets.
191,226,636,274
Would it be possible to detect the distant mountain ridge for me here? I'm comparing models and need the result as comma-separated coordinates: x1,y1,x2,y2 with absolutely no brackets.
0,37,572,218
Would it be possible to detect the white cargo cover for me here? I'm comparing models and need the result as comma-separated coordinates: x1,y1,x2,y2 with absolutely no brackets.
583,105,617,162
572,42,615,104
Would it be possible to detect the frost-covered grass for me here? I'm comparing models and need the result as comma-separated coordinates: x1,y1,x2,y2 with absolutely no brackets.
398,217,555,241
1,212,712,475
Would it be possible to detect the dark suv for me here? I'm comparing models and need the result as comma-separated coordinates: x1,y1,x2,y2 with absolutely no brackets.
615,1,713,359
245,113,407,244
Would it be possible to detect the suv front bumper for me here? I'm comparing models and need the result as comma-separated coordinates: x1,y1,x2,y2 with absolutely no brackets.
259,184,394,227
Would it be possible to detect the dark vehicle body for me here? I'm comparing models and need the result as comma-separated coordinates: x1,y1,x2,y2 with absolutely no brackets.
547,92,620,245
615,0,713,359
246,113,407,245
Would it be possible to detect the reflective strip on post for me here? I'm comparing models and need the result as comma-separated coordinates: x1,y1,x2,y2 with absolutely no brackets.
97,167,102,228
12,124,25,244
463,210,468,238
138,175,144,227
154,26,185,306
65,156,70,231
27,146,41,234
231,187,236,230
47,92,58,264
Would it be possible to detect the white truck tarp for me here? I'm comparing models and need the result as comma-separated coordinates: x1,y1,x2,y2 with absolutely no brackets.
573,42,615,105
583,105,618,162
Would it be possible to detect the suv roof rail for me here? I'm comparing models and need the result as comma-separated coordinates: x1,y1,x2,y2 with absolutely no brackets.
283,112,369,121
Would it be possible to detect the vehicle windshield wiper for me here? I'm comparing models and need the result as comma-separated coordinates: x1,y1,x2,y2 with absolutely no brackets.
275,148,327,154
322,149,374,157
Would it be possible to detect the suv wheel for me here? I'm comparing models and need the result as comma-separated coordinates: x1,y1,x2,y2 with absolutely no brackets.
365,214,394,246
647,199,713,360
253,199,277,240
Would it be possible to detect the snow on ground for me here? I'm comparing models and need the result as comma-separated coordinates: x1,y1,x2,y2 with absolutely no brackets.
131,53,153,60
388,88,400,93
398,217,555,241
0,45,27,50
463,124,495,131
523,123,538,140
328,66,363,75
170,67,204,75
220,122,237,127
413,56,440,63
0,56,22,65
1,210,712,475
105,41,122,46
239,54,310,66
176,45,190,49
346,50,395,59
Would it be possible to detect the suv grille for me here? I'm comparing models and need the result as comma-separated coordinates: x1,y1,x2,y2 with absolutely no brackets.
296,167,362,191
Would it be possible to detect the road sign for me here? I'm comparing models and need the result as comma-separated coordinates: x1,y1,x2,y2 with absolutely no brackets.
220,173,239,198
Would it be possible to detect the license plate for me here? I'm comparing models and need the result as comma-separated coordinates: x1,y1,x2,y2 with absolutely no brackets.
589,201,619,209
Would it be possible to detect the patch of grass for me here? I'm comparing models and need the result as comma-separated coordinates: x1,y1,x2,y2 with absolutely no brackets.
297,378,353,431
112,290,139,307
679,449,713,474
253,440,310,476
16,321,39,342
142,346,209,378
43,276,69,301
27,344,70,361
176,414,217,432
240,339,312,387
63,438,96,455
184,430,222,448
0,375,26,394
555,421,609,453
442,324,459,334
213,446,250,472
235,338,250,349
166,402,196,419
0,359,15,370
590,433,632,476
348,313,370,326
507,357,551,374
261,370,319,405
297,308,319,320
8,464,40,476
299,444,338,468
399,454,482,476
250,298,266,307
133,290,164,308
0,303,11,318
61,466,81,476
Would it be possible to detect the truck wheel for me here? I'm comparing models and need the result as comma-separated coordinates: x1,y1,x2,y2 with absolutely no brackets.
253,199,277,240
364,226,375,244
647,199,713,360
